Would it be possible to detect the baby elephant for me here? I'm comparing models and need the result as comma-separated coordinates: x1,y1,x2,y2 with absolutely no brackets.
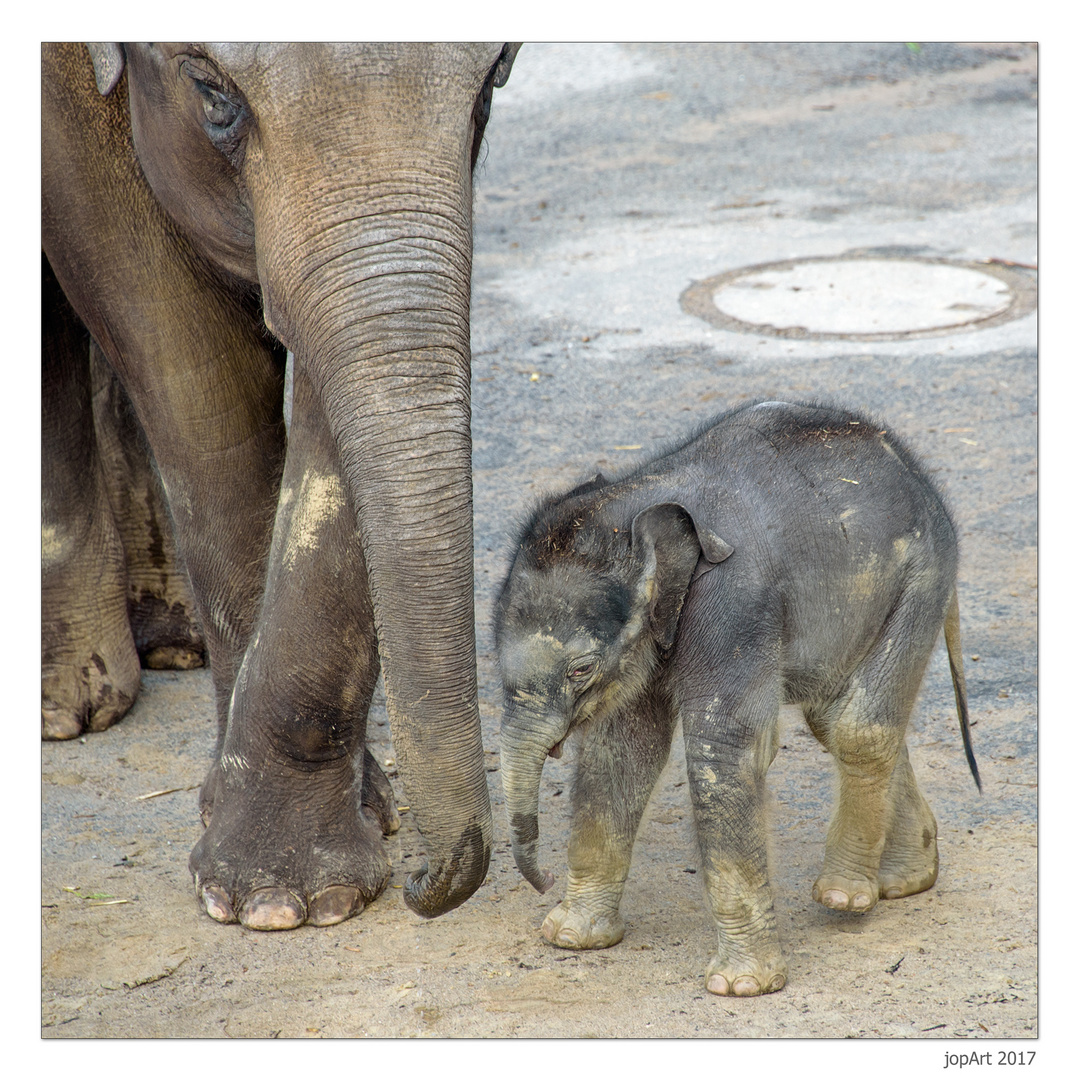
495,400,979,997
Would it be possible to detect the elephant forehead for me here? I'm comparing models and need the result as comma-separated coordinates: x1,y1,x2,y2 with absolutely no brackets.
203,42,505,96
500,629,601,683
504,563,632,633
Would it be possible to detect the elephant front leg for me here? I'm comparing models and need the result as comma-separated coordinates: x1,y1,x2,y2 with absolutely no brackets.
684,699,788,997
190,370,392,930
543,694,676,950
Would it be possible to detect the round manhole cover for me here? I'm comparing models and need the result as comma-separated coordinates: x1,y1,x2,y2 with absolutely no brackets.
680,255,1036,342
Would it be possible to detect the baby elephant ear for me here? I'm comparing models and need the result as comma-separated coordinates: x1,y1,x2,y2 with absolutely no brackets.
86,43,125,96
631,503,733,651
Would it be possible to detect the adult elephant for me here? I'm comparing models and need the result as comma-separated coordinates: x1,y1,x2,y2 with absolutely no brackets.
41,42,520,930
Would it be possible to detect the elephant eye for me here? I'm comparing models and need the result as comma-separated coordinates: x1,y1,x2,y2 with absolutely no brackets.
567,661,597,684
181,59,244,130
199,87,241,128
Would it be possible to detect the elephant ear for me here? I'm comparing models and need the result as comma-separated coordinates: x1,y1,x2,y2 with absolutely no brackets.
631,503,733,652
86,43,125,96
493,44,522,87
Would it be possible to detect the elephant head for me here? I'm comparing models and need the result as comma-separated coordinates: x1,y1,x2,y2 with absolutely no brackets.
82,42,519,916
495,497,733,893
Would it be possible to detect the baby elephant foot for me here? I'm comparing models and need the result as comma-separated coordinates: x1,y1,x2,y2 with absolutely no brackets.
706,954,788,997
541,899,625,950
812,874,879,913
877,802,939,900
878,848,938,900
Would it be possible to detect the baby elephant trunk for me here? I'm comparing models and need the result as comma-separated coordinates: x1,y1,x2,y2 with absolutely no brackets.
500,716,560,894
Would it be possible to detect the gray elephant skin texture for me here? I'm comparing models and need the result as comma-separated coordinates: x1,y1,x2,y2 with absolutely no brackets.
495,400,979,997
42,43,518,931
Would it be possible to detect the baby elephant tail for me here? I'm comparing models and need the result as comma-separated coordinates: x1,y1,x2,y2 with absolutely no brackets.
944,589,982,792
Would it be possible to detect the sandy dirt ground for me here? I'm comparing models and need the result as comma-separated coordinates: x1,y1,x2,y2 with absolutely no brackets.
39,42,1039,1059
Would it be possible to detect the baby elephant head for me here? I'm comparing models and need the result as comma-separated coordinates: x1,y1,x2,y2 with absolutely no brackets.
495,499,733,893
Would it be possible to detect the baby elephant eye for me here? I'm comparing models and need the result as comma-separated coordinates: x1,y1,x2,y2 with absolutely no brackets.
567,661,596,683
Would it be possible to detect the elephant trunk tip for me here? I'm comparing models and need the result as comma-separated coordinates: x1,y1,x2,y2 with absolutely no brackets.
512,854,554,894
509,811,555,893
401,823,490,918
534,868,555,894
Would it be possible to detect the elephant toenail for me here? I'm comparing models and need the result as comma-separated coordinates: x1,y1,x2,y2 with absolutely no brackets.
706,974,731,996
309,885,364,926
239,888,306,930
733,977,761,996
200,885,236,924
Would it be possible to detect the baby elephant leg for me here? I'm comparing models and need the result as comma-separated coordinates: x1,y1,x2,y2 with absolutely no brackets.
543,694,676,950
684,710,788,998
808,627,939,913
878,742,939,900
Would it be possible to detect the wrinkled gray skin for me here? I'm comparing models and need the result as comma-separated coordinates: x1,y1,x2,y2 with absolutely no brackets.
42,42,518,930
495,400,979,997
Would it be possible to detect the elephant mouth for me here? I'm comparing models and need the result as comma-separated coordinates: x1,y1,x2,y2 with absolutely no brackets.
548,739,565,759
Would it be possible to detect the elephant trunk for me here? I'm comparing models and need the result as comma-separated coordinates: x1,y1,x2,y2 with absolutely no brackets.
253,144,491,916
500,710,563,894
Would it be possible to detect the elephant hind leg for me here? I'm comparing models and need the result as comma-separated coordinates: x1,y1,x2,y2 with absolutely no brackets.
88,342,206,671
877,743,939,900
806,593,945,913
42,255,141,739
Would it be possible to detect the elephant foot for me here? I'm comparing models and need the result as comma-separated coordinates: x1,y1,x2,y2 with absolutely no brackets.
359,746,401,836
131,595,205,670
878,781,939,900
143,644,205,670
190,753,392,930
198,759,224,828
42,516,141,740
198,745,400,835
706,953,788,997
541,898,625,949
812,873,879,913
878,833,938,901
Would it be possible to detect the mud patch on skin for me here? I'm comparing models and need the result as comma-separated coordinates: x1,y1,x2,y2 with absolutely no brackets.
404,821,490,916
41,524,71,569
510,812,540,845
282,471,346,570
